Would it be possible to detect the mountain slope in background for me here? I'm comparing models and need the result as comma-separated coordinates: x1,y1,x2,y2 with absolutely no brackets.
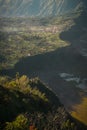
0,0,87,17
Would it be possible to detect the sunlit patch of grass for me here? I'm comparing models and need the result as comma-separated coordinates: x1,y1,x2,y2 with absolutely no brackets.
0,16,73,69
71,97,87,125
0,30,70,69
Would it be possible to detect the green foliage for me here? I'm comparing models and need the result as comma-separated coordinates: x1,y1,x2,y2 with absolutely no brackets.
61,120,76,130
0,17,70,69
0,75,51,125
0,74,87,130
4,74,48,102
0,76,9,85
4,110,77,130
5,114,29,130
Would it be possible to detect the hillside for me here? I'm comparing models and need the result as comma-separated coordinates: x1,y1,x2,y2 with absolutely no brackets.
0,0,87,128
1,74,86,130
0,8,87,125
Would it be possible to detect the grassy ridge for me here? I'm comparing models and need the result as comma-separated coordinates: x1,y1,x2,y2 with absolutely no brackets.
0,73,86,130
0,74,86,130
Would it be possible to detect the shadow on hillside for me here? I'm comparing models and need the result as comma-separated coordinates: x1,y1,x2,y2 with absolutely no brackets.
1,11,87,110
1,47,87,109
60,10,87,46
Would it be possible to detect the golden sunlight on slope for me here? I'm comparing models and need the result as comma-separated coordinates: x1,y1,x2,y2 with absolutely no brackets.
71,97,87,125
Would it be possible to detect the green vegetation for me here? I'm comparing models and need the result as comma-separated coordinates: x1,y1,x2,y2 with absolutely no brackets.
0,17,71,69
0,12,87,129
0,74,86,130
0,31,69,69
5,114,29,130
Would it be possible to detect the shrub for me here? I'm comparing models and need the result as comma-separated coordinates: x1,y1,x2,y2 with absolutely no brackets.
5,114,29,130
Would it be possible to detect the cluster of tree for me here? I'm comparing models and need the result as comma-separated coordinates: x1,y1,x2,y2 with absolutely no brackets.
4,110,77,130
0,74,87,130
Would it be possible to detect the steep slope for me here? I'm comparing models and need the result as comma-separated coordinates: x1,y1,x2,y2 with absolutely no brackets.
0,75,60,129
0,0,86,17
1,75,86,130
0,0,87,128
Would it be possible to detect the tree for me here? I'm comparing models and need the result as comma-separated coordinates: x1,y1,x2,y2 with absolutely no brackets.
5,114,29,130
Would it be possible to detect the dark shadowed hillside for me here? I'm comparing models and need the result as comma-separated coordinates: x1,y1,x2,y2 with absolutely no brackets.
1,75,87,130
